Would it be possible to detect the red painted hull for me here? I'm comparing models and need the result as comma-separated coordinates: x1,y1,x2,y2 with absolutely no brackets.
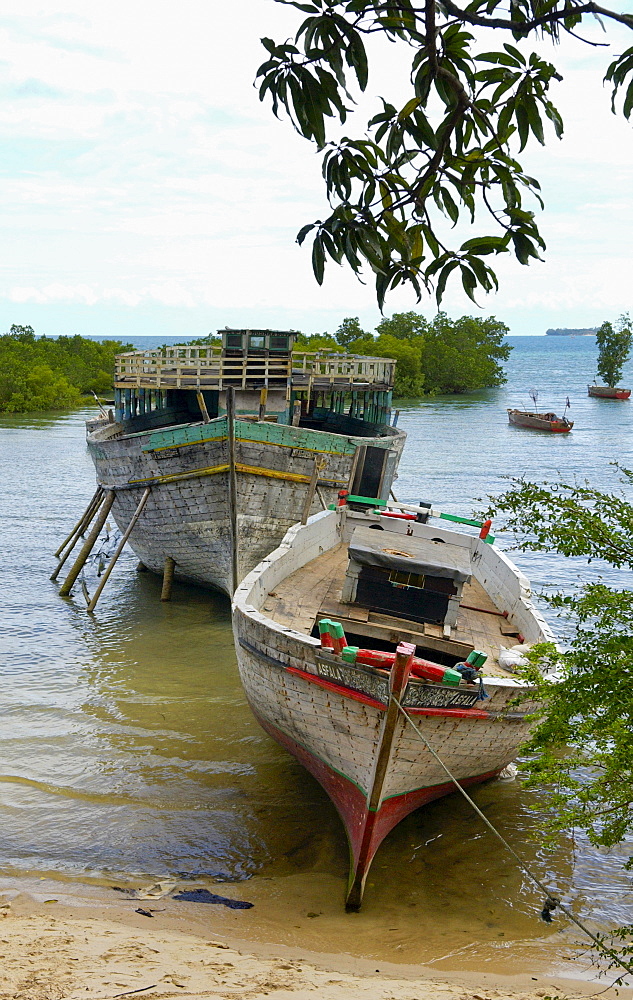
507,409,573,432
250,703,500,907
588,385,631,399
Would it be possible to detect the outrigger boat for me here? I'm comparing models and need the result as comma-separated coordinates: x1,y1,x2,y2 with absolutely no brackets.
83,331,405,596
587,385,631,400
232,497,555,909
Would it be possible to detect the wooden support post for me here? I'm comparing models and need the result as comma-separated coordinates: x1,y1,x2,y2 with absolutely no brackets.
51,488,106,582
226,386,239,594
301,459,320,525
196,390,211,423
292,399,302,426
59,490,115,596
161,556,176,601
346,642,414,912
87,487,151,613
258,386,268,422
54,486,103,558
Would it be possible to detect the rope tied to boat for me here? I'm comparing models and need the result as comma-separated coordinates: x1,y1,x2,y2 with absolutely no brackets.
392,696,633,981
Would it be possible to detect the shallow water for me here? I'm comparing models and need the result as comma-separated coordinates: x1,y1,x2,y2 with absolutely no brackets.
1,335,632,976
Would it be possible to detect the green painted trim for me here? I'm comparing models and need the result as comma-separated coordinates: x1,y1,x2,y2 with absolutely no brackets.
439,513,484,528
347,494,387,507
143,415,394,456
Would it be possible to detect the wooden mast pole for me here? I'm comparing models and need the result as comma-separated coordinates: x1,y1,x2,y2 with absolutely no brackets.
345,641,415,911
86,487,151,613
58,490,115,596
226,385,239,594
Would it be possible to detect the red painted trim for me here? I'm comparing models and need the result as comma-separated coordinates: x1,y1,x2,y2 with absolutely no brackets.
247,701,503,904
286,665,488,718
286,665,387,711
407,705,491,719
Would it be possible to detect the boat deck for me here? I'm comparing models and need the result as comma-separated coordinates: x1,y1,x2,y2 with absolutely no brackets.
260,543,522,677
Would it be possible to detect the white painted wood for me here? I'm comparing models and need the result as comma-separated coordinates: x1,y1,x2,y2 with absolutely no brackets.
232,507,555,815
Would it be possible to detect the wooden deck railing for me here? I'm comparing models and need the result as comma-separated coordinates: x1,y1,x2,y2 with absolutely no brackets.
114,348,396,390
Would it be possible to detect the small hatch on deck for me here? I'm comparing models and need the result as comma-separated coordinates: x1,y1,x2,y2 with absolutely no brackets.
341,525,471,628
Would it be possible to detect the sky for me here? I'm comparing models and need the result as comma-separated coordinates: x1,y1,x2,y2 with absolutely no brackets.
0,1,631,339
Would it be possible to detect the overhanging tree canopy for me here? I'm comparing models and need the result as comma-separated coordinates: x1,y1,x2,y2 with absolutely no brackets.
257,0,633,307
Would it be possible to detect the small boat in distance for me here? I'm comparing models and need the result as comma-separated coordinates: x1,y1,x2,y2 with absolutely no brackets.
508,389,573,432
232,499,555,910
587,385,631,400
507,408,573,432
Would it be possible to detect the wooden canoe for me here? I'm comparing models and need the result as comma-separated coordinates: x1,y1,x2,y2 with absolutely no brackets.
507,408,573,432
587,385,631,400
232,505,556,909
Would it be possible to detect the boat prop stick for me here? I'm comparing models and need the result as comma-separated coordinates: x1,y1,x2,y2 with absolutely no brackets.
87,487,151,613
59,490,115,596
53,486,104,560
226,385,239,595
346,642,415,911
161,556,176,601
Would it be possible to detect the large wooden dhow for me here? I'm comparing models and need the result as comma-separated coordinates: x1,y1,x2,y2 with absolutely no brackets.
232,501,555,910
81,331,405,597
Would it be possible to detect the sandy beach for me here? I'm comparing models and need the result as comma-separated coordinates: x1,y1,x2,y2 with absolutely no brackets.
0,888,629,1000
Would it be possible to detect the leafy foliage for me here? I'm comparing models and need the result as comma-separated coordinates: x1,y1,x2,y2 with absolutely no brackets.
335,315,368,346
595,313,633,387
257,0,633,306
485,469,633,850
0,325,132,413
341,309,509,394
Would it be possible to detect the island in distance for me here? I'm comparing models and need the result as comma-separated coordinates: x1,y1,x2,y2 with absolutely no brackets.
546,327,597,336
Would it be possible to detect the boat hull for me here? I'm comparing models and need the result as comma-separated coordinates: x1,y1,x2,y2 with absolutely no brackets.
87,417,405,595
234,606,539,908
507,408,573,432
588,385,631,399
232,508,554,908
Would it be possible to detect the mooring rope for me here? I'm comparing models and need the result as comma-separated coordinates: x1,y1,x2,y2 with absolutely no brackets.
392,696,633,982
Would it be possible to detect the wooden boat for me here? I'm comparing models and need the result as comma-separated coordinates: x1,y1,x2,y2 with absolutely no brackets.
587,385,631,400
507,408,573,432
85,330,405,596
232,500,555,909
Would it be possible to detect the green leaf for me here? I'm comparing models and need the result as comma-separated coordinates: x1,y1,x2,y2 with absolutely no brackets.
398,97,422,120
434,259,459,304
297,222,317,246
312,235,326,284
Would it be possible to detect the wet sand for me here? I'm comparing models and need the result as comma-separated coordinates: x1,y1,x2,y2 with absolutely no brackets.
0,887,630,1000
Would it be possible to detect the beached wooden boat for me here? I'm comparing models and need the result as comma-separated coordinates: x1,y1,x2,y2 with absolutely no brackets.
232,501,555,909
507,408,573,432
85,331,405,596
587,385,631,400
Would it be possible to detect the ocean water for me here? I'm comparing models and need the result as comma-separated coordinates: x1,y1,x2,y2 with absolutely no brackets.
0,335,631,977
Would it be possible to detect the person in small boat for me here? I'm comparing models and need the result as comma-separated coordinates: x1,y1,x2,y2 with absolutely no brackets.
542,412,557,420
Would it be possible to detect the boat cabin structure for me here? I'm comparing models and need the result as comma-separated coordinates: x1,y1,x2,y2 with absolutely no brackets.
341,525,469,634
113,329,395,438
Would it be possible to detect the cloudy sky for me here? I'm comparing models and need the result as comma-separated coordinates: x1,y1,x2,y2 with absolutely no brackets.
0,0,631,339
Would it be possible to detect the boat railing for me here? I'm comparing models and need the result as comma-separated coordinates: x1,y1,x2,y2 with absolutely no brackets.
114,348,396,390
